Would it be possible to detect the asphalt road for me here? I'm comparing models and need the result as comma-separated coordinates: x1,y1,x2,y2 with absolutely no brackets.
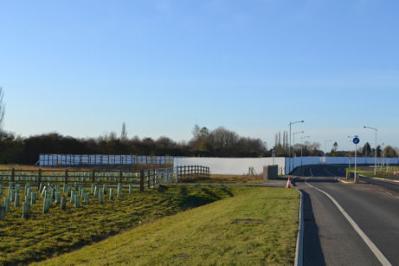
295,165,399,266
359,175,399,194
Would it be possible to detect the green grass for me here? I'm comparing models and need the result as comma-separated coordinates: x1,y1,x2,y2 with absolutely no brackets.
0,184,233,265
38,187,299,266
347,166,399,180
180,174,265,184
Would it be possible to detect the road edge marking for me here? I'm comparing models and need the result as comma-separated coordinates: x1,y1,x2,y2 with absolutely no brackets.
295,189,304,266
306,182,392,266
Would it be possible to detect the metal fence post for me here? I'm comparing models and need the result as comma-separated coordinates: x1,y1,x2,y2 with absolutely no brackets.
37,168,42,188
11,168,15,183
92,170,95,183
65,169,69,184
147,170,151,189
140,170,145,192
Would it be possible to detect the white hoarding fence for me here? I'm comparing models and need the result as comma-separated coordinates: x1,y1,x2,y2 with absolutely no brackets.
174,157,286,176
175,156,399,175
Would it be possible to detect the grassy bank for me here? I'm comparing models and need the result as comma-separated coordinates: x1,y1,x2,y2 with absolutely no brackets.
39,187,299,266
180,174,265,184
347,166,399,180
0,185,233,265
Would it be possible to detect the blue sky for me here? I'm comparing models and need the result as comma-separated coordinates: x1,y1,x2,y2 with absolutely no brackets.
0,0,398,150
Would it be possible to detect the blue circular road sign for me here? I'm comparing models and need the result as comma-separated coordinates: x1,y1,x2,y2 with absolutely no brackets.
353,137,360,145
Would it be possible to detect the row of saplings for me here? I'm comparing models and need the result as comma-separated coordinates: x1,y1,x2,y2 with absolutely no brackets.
0,182,136,220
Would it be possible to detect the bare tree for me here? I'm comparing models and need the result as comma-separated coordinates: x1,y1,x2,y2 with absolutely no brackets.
283,131,289,151
208,127,239,150
384,146,398,157
192,124,201,139
121,122,128,141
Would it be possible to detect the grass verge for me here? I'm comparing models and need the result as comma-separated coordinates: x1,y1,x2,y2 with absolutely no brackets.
39,187,299,266
347,166,399,181
0,185,233,265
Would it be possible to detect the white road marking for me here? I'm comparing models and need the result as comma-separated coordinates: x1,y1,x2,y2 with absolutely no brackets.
305,181,392,266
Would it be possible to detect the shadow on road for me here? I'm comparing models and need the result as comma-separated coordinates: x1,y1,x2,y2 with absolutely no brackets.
291,164,347,177
294,177,338,184
360,176,399,194
302,190,326,266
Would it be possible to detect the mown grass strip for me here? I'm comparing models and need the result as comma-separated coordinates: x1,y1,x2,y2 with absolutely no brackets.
347,166,399,180
39,187,299,266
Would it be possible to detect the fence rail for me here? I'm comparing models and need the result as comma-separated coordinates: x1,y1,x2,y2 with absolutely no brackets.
0,168,174,192
175,165,210,181
38,154,174,168
0,164,211,188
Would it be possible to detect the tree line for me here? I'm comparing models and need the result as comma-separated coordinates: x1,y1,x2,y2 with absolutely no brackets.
1,125,396,165
0,126,397,165
0,125,269,164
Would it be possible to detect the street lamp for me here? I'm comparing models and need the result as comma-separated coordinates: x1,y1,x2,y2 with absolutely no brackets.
364,126,378,175
293,131,305,168
381,143,385,168
293,131,305,147
300,136,310,168
289,120,304,173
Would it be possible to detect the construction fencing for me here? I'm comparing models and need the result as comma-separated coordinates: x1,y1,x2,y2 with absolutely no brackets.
37,154,399,176
0,168,175,192
38,154,174,167
175,165,210,181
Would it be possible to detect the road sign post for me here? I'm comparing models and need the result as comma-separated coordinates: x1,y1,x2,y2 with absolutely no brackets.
353,136,360,183
355,144,358,183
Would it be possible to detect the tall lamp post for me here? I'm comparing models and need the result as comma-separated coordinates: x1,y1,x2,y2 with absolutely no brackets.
289,120,304,173
364,126,378,175
293,131,305,171
381,143,385,168
293,131,305,148
300,136,310,168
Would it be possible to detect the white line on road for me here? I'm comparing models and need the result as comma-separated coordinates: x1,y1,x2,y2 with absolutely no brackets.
305,181,392,266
